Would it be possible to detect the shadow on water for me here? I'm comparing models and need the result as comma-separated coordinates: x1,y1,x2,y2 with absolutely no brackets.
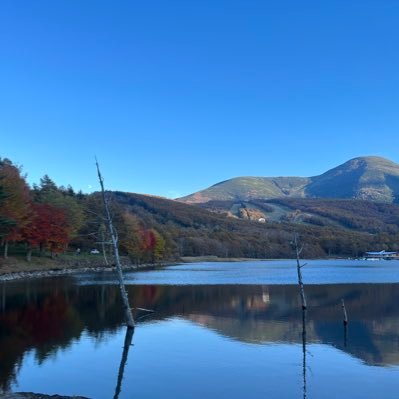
1,278,399,395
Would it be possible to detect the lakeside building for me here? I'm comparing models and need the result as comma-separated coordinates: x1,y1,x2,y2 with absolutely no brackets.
365,250,399,260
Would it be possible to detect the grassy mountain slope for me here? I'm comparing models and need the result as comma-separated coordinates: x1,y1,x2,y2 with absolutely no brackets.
179,156,399,203
182,176,309,203
306,156,399,201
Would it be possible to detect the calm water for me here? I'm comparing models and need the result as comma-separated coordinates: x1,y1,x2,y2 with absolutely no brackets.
1,260,399,398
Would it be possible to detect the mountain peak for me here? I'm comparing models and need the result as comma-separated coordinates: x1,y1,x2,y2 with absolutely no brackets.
345,155,398,168
179,156,399,204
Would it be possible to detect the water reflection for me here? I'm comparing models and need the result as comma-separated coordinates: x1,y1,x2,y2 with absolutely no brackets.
1,279,399,394
113,327,134,399
302,309,307,399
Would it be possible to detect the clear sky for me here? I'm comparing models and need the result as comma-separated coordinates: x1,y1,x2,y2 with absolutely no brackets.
1,1,399,198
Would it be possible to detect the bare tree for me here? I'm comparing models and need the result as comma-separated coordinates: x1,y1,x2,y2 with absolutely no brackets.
292,233,308,398
96,159,135,329
293,233,307,310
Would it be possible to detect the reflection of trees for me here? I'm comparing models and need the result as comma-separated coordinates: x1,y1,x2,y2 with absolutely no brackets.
2,280,399,390
0,278,125,391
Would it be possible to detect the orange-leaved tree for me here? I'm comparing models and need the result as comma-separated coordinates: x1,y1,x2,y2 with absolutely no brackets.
0,159,32,258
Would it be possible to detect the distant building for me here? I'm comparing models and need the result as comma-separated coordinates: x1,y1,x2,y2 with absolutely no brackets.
365,250,398,260
258,218,266,223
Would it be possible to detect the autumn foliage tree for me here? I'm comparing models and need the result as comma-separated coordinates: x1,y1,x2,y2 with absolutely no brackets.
33,175,86,240
22,203,70,260
119,212,142,263
142,229,165,262
118,212,166,264
0,159,32,258
0,182,14,239
153,229,166,262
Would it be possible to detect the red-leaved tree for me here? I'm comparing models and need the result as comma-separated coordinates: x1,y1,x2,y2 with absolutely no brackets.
22,203,70,260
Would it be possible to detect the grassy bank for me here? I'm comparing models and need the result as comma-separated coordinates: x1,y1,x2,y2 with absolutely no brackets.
0,254,120,275
0,252,173,281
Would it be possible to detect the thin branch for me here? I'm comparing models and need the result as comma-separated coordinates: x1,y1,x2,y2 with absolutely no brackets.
132,307,154,312
73,232,99,237
85,208,107,221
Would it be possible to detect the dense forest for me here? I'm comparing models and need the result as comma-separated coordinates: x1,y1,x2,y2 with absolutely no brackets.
269,198,399,234
1,157,399,265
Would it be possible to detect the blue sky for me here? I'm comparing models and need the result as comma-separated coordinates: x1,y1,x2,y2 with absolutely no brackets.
1,1,399,198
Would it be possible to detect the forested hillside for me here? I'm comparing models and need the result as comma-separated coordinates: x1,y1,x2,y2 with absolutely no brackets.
106,192,399,258
199,197,399,234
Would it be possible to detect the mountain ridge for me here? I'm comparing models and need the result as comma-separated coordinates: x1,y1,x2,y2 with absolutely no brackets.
179,156,399,204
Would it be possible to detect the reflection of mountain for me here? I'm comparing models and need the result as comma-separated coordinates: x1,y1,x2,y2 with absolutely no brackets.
140,284,399,367
1,280,399,390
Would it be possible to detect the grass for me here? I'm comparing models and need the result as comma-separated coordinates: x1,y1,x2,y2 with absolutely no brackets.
0,244,109,275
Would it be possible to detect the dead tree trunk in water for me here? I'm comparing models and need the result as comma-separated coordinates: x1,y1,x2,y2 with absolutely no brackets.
292,234,308,398
342,298,348,347
293,234,307,310
341,298,348,325
96,159,135,329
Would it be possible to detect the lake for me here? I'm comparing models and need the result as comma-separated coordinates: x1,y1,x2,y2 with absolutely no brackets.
1,259,399,398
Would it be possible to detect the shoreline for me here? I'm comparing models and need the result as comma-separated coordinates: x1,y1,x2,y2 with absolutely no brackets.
0,255,174,282
0,255,353,282
0,263,163,282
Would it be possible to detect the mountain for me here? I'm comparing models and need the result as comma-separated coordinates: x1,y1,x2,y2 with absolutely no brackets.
179,156,399,204
306,156,399,201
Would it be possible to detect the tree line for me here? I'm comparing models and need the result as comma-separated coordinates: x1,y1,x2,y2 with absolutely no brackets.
0,158,165,263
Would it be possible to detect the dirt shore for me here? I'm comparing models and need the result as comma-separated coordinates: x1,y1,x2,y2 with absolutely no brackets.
0,255,171,281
